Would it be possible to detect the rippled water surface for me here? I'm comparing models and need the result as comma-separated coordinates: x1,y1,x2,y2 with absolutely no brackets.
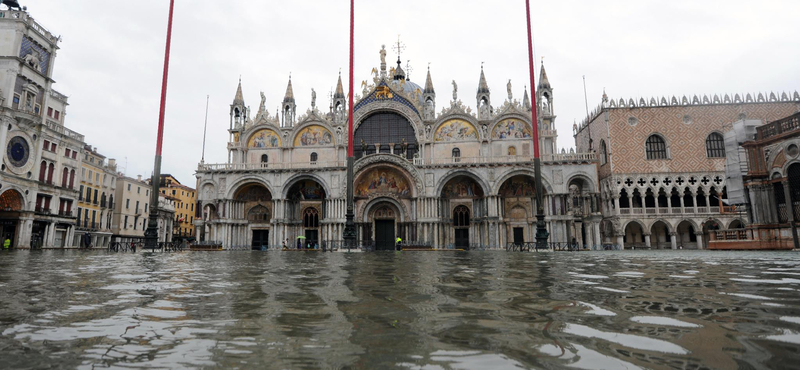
1,250,799,369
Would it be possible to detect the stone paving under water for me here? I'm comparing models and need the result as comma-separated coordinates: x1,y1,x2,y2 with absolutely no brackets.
0,250,798,369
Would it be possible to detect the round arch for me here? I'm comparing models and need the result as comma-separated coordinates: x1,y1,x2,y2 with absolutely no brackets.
435,170,491,198
644,132,670,159
566,173,597,193
290,121,336,147
226,176,276,200
243,127,282,149
728,218,745,229
488,114,533,141
431,116,481,142
0,188,25,211
354,163,417,199
648,219,674,233
354,111,419,158
353,102,423,135
492,168,554,195
281,173,332,200
622,219,647,233
360,196,407,223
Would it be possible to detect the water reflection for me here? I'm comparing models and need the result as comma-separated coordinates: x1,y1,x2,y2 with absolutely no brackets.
0,250,798,369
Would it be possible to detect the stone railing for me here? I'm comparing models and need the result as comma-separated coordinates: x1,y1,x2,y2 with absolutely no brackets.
757,112,800,140
541,152,596,163
420,153,595,166
540,129,558,137
619,206,722,215
50,90,68,102
198,161,346,172
0,10,58,43
44,119,84,142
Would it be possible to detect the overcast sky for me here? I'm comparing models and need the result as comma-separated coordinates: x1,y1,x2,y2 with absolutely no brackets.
26,0,800,187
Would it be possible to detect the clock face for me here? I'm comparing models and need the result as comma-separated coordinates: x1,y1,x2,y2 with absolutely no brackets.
7,136,30,168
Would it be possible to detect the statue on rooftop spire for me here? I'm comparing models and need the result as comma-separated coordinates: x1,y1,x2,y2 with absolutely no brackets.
507,79,513,101
380,45,387,66
258,92,266,115
311,88,317,109
452,80,458,101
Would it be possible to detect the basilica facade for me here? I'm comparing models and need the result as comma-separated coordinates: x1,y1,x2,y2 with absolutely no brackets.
195,49,600,250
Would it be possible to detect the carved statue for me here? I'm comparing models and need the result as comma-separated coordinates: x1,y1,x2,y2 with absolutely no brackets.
481,124,488,138
452,80,458,101
258,92,266,115
507,79,512,101
24,50,41,72
311,88,317,109
425,124,432,139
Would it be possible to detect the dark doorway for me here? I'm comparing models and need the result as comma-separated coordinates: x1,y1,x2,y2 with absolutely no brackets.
455,229,469,249
305,229,319,248
31,221,46,249
0,219,17,249
513,227,524,246
251,229,269,250
375,220,395,250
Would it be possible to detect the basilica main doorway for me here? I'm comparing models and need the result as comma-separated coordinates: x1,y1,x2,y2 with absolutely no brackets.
251,230,269,250
375,219,395,250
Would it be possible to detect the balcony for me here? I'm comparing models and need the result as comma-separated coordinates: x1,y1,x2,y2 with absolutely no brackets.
198,160,346,172
35,206,51,214
43,118,85,142
58,210,73,217
756,112,800,140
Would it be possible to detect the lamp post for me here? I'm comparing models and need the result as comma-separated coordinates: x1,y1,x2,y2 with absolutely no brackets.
144,0,175,249
342,0,357,247
525,0,549,250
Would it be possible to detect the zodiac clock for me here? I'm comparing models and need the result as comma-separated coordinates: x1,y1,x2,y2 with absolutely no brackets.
6,135,30,170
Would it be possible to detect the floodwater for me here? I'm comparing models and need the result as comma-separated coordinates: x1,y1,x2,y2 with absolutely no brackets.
0,251,799,370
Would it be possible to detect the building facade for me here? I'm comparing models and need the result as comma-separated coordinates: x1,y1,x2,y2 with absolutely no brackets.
155,174,195,241
196,49,600,250
575,91,800,249
75,146,117,247
0,8,84,248
712,112,800,249
112,174,151,243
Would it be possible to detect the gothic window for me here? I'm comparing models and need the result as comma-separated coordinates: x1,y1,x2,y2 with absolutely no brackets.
303,208,319,228
38,161,46,182
69,169,75,189
261,154,268,164
600,140,608,165
645,134,668,160
453,205,470,227
310,152,318,163
452,148,461,162
705,132,725,158
354,112,418,159
47,163,54,184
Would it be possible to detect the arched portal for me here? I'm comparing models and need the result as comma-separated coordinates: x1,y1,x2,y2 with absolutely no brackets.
365,200,402,250
285,179,326,247
624,221,645,249
0,189,24,248
676,220,697,249
650,220,670,249
702,219,722,249
442,175,485,249
499,175,538,246
234,183,273,249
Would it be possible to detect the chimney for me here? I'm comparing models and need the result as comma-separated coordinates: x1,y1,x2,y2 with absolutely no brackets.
108,158,116,167
137,175,142,181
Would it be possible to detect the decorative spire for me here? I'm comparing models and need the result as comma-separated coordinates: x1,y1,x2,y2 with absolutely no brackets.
523,85,531,109
477,64,490,94
232,77,244,106
283,74,295,103
424,65,435,94
538,63,551,89
334,71,345,99
393,57,406,81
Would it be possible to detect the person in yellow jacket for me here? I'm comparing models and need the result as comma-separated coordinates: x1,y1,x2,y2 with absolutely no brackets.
395,237,402,251
3,237,10,249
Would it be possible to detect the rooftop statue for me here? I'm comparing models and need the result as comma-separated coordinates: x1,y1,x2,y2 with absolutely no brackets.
452,80,458,101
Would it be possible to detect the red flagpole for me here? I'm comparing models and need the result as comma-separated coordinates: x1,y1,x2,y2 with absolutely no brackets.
347,0,355,157
525,0,539,159
155,0,175,157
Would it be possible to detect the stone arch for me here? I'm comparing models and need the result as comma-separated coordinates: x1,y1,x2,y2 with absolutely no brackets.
431,115,481,142
360,196,407,223
243,127,282,149
281,173,331,200
649,219,672,249
353,104,423,142
290,121,336,147
623,219,646,247
0,188,25,211
353,154,423,193
226,176,275,200
488,114,533,141
354,163,417,200
728,218,745,229
567,173,597,193
648,219,674,233
436,169,491,198
492,168,553,195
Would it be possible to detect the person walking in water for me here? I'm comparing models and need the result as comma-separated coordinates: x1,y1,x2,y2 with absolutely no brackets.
395,237,402,251
3,236,10,250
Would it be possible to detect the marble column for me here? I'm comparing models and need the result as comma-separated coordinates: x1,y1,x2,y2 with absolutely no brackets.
644,233,651,249
695,232,704,249
669,232,678,250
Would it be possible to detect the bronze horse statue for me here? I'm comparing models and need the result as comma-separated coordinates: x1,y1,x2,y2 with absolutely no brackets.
1,0,21,11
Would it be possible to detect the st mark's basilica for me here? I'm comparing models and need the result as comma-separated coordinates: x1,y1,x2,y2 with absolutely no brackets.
195,46,600,250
